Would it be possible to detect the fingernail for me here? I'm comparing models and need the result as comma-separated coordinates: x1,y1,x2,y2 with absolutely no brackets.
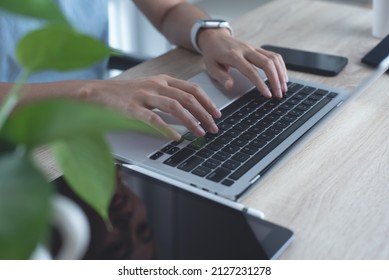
224,79,233,90
282,82,288,92
210,123,219,134
265,89,272,98
173,132,182,141
213,108,222,118
195,125,206,136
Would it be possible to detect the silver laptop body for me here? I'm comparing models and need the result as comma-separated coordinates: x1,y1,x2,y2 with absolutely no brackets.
107,68,350,201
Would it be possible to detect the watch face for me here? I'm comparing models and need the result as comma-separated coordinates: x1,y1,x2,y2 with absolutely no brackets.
201,20,228,28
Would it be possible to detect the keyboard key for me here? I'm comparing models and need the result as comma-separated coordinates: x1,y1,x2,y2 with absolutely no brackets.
206,142,224,151
222,160,241,170
300,86,316,95
267,126,283,135
264,114,281,122
286,98,301,106
178,156,204,172
241,132,257,140
203,158,221,169
287,83,304,93
231,111,246,119
188,139,206,150
273,108,288,116
294,93,306,100
231,138,248,147
218,122,232,131
240,103,258,113
258,132,276,141
234,123,250,131
288,109,305,117
231,152,250,162
224,116,240,124
241,145,258,155
274,120,290,128
192,166,212,177
196,148,214,158
224,128,241,138
302,99,317,106
250,138,267,148
150,151,164,160
249,125,266,134
164,148,195,167
315,89,329,96
222,144,240,154
213,151,230,161
328,92,338,98
309,93,322,101
215,135,233,144
251,109,267,119
280,102,294,109
171,139,183,145
241,117,257,125
183,132,197,141
161,144,174,153
296,104,310,111
221,179,234,187
207,167,231,182
283,114,297,123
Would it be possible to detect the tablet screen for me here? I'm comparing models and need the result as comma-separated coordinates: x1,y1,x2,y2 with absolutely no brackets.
53,168,293,260
119,167,293,260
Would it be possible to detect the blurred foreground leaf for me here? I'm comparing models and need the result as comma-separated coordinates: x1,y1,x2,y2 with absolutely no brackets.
51,135,115,222
0,0,67,23
0,99,160,149
0,149,51,259
16,24,111,72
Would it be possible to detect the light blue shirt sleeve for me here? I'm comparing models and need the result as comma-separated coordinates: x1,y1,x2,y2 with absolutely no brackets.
0,0,109,83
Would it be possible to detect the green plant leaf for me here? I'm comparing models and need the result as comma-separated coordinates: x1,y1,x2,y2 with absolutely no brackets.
16,24,112,73
0,148,52,260
51,135,115,222
0,0,67,23
0,99,160,149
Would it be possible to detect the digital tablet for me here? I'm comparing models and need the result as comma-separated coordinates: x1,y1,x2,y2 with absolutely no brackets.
121,164,294,260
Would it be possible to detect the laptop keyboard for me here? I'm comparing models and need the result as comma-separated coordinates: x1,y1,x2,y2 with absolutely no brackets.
149,81,339,187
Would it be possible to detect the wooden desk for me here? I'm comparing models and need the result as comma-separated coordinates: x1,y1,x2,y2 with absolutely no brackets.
116,0,389,259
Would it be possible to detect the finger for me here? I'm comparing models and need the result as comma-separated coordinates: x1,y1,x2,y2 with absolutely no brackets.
257,49,288,94
243,50,283,99
130,106,181,141
230,53,273,98
157,80,220,134
144,95,207,137
167,77,222,119
204,60,234,90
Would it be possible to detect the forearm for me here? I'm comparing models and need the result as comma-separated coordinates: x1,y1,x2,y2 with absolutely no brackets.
160,2,209,50
133,0,210,51
0,80,90,106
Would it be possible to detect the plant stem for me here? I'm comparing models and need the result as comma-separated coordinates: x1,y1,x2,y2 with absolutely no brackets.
0,70,30,130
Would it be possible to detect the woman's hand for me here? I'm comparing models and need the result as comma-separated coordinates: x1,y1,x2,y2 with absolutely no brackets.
76,75,221,141
197,29,288,99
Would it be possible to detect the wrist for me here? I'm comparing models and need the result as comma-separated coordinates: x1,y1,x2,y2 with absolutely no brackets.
197,28,232,55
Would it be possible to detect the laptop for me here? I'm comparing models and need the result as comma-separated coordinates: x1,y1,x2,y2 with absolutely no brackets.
108,57,389,201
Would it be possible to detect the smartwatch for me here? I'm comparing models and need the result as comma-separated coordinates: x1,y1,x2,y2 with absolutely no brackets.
190,19,233,54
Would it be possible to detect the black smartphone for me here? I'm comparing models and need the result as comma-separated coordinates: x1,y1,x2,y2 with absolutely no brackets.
361,34,389,72
121,165,294,260
262,44,348,76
